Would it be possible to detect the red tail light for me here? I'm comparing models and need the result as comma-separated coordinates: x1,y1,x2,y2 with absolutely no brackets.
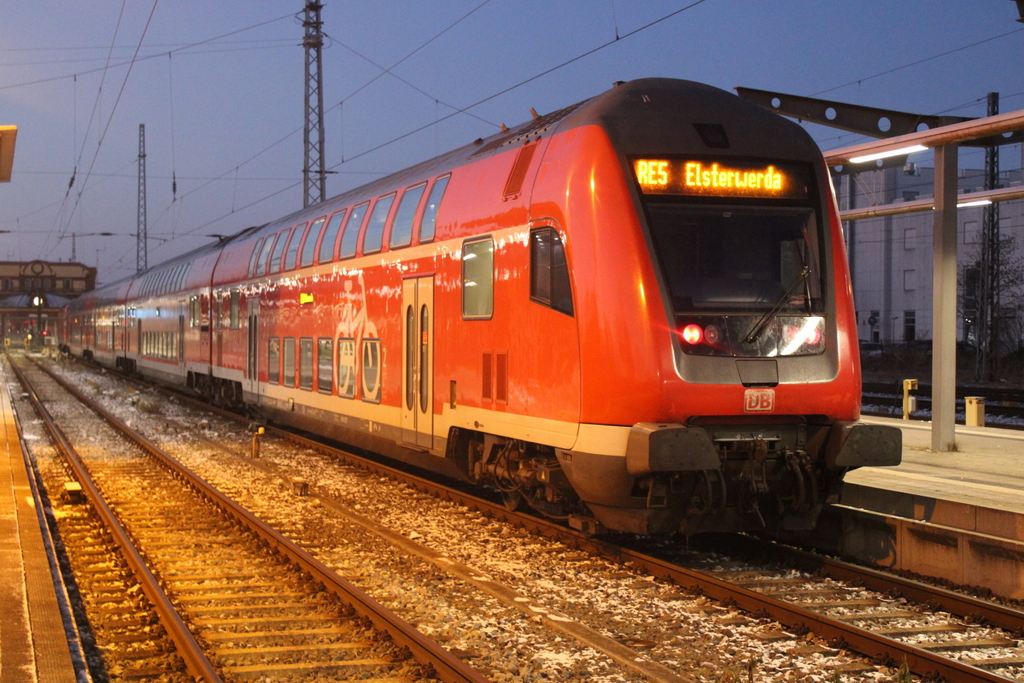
681,324,702,344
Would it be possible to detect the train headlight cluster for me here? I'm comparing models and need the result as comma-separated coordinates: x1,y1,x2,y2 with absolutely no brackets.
678,316,825,356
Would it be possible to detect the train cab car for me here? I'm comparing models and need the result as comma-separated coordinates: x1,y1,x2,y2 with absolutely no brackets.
60,78,901,537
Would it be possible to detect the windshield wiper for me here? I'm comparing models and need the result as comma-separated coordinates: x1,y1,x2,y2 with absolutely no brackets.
743,266,811,344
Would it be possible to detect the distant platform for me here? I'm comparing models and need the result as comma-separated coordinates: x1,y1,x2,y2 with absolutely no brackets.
0,361,83,682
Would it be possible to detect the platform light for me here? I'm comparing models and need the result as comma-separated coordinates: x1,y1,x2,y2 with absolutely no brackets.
848,145,928,164
956,199,993,208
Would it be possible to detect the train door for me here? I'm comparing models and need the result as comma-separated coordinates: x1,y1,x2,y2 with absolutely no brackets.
246,298,260,402
400,276,433,449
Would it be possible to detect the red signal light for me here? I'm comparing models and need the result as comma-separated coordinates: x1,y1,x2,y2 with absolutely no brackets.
681,324,703,344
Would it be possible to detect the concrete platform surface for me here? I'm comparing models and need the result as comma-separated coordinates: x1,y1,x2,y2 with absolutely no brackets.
851,415,1024,515
0,362,81,683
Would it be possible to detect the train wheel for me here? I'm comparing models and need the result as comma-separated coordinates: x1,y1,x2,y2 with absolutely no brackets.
501,490,524,511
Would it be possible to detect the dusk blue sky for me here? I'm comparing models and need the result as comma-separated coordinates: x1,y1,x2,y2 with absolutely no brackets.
2,1,1022,284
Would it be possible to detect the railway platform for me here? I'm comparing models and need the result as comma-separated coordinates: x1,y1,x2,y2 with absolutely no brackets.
0,363,83,683
829,415,1024,598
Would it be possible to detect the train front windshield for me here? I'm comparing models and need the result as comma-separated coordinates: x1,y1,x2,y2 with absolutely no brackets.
646,204,823,316
643,201,827,358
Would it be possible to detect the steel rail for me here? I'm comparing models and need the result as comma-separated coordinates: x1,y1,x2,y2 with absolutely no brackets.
31,357,491,683
61,356,1022,682
256,420,1019,681
716,534,1024,634
6,354,225,683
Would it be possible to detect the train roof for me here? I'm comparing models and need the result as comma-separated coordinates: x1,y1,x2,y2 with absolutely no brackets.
241,78,820,241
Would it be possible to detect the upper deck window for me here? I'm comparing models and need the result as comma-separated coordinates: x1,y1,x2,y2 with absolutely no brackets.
420,175,449,243
362,194,396,255
339,202,369,259
268,228,292,274
316,211,346,265
285,222,310,271
389,183,426,249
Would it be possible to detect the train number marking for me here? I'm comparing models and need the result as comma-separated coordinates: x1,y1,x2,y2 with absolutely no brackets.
744,388,775,413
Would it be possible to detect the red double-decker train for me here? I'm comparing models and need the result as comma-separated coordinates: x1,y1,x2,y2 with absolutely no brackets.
61,78,900,536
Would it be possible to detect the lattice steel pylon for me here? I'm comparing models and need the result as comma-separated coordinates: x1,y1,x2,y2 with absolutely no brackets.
302,1,326,208
137,123,147,273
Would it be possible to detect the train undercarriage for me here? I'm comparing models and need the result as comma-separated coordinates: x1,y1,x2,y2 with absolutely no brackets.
446,419,899,536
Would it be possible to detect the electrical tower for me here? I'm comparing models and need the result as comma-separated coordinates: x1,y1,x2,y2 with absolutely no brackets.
977,92,1001,380
302,1,326,208
137,123,147,273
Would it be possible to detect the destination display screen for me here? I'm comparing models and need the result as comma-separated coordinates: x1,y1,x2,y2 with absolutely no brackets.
633,159,811,200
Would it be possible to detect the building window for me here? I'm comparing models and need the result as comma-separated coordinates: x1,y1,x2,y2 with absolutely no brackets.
63,279,72,291
903,227,917,250
964,220,979,244
2,279,8,291
462,238,494,319
904,310,916,342
903,269,917,291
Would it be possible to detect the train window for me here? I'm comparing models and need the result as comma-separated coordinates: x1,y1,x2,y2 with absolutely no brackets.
420,174,449,243
268,337,280,383
283,337,296,387
299,338,313,390
361,338,382,403
529,227,574,316
255,235,276,276
269,228,292,274
316,211,346,264
361,194,396,255
285,222,309,271
390,183,426,249
189,296,200,328
337,338,356,398
230,291,240,329
339,203,369,259
218,294,227,329
462,238,494,319
317,338,333,393
247,238,265,278
299,217,324,268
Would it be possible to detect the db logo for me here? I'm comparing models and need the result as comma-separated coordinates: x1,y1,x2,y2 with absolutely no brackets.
744,388,775,413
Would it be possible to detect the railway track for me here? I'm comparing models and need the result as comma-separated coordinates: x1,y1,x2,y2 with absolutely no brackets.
7,352,488,683
27,352,1024,682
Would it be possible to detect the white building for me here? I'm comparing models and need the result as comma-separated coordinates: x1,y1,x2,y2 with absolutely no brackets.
835,153,1024,352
